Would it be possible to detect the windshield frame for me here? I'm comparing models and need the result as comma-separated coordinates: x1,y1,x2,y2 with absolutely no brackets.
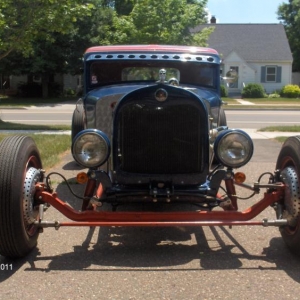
83,52,221,95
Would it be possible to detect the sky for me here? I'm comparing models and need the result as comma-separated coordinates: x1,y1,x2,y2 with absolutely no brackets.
206,0,288,23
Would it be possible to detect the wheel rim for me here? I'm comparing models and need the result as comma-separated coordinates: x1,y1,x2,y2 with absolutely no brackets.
26,155,41,170
23,156,42,237
284,221,300,235
279,163,300,235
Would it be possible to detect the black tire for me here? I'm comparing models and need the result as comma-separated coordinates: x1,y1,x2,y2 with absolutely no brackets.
212,108,227,165
276,136,300,177
0,135,42,258
71,105,85,142
276,136,300,255
219,107,227,127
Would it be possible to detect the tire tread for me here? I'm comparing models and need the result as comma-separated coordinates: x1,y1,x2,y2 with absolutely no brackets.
0,135,41,258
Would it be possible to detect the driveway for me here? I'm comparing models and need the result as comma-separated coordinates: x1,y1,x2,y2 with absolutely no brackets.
1,138,300,300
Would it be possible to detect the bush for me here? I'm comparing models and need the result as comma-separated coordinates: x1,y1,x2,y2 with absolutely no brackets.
268,92,280,98
242,83,266,98
281,84,300,98
64,88,76,97
220,85,228,97
18,82,42,97
17,81,62,97
48,82,62,97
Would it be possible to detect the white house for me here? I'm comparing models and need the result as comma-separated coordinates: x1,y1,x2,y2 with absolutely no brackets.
192,22,293,94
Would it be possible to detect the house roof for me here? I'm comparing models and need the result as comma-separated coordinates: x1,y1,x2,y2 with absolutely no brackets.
191,24,293,62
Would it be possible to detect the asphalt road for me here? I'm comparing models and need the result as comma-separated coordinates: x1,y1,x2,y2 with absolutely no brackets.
0,104,75,125
227,110,300,129
1,139,300,300
1,105,300,129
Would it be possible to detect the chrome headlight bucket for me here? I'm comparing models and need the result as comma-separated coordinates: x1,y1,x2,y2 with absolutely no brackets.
214,129,253,168
72,129,110,168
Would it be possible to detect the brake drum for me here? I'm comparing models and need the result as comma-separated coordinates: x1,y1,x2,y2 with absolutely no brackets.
23,167,42,224
280,167,300,226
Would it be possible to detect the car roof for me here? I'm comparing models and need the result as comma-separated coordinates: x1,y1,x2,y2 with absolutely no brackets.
85,45,219,55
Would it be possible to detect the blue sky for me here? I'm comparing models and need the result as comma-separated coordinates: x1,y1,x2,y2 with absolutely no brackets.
206,0,288,23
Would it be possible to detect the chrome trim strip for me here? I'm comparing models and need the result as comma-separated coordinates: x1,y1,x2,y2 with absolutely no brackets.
86,53,220,64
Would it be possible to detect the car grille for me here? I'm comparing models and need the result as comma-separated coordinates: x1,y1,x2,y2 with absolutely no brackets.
115,91,207,175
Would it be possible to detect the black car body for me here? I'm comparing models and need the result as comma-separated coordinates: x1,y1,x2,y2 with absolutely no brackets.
72,45,229,193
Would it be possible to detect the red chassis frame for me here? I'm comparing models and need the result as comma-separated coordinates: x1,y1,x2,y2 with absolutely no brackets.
34,177,287,229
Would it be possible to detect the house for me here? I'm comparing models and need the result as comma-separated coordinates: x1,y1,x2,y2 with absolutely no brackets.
192,20,293,94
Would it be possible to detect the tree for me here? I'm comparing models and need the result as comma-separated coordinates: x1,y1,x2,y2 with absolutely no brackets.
277,0,300,71
0,0,112,97
0,35,78,97
0,0,93,60
98,0,212,46
0,0,212,98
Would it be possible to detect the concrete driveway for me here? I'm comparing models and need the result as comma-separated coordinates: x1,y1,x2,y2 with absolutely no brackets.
1,138,300,300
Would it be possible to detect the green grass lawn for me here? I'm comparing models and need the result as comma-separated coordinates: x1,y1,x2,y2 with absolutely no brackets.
0,133,71,169
0,120,71,130
221,98,238,104
274,136,288,143
259,125,300,144
222,97,300,109
0,96,76,107
260,125,300,132
242,98,300,104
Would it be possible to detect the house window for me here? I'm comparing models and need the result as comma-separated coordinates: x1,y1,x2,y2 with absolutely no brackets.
261,66,282,83
266,66,276,82
228,66,239,88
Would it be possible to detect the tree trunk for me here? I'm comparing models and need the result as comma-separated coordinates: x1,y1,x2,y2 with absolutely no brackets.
41,74,49,98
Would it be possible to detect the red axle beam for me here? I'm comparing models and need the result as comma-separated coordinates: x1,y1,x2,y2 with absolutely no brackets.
35,188,284,225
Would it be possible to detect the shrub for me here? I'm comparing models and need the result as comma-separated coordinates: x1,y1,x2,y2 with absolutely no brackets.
17,81,62,97
242,83,266,98
281,84,300,98
268,92,280,98
220,85,228,97
48,82,62,97
64,88,76,97
18,82,42,97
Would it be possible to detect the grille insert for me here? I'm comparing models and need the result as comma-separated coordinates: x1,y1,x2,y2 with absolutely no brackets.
119,103,205,174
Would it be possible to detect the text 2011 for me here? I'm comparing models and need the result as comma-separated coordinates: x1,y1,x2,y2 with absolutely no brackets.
0,264,13,271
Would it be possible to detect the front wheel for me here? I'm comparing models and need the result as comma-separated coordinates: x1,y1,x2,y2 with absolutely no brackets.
276,136,300,255
219,107,227,127
71,105,85,142
0,135,43,258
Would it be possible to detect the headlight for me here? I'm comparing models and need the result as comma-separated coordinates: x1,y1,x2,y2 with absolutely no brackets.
72,129,110,168
214,129,253,168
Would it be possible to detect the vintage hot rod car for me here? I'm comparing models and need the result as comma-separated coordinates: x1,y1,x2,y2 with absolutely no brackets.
1,45,300,258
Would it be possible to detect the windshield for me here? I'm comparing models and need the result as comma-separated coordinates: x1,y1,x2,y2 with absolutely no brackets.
87,60,218,91
121,67,179,81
